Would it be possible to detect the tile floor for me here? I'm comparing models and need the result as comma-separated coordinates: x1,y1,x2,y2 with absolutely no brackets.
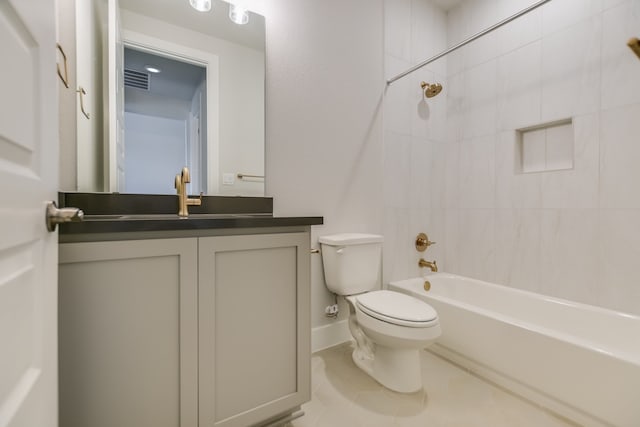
289,342,577,427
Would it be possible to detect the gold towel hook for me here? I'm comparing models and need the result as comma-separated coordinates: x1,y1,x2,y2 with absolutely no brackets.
76,86,90,119
56,43,69,88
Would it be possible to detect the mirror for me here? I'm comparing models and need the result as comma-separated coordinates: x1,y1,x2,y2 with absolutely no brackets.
65,0,265,196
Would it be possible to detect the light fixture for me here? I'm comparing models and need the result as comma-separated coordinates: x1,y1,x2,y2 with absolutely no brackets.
144,65,161,73
189,0,211,12
229,4,249,25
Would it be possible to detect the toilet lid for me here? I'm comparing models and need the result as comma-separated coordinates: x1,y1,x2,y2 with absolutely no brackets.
356,290,437,327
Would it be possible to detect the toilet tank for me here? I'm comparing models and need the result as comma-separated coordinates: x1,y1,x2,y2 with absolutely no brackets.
318,233,383,295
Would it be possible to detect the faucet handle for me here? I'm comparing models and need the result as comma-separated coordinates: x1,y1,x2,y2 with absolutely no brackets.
415,233,436,252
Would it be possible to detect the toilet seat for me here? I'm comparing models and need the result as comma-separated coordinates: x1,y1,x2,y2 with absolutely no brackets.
356,290,438,328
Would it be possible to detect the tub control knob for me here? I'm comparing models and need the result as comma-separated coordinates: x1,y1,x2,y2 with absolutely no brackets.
415,233,436,252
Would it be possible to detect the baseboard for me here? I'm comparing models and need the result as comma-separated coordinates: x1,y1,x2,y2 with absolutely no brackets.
311,320,350,353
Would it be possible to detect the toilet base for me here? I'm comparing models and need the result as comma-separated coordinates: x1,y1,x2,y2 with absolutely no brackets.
351,345,423,393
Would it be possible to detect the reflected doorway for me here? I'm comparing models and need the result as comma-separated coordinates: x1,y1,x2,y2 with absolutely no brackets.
123,47,207,194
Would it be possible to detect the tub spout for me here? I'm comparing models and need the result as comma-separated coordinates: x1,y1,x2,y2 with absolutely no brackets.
418,258,438,272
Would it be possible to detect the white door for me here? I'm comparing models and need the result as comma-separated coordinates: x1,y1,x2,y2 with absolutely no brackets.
0,0,59,426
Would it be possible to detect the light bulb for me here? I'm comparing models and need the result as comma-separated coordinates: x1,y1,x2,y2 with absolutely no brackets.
229,4,249,25
190,0,211,12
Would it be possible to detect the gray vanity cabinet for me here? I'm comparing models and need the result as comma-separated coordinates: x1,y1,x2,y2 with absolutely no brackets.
198,232,310,427
58,238,199,427
58,230,311,427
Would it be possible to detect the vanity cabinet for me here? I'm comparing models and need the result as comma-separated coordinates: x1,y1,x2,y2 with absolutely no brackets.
59,230,311,427
198,233,310,427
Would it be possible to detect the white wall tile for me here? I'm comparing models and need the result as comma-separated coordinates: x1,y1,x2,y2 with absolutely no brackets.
410,137,433,210
430,140,447,209
383,208,412,283
542,0,604,36
446,4,468,77
445,72,465,142
459,134,496,209
384,131,412,209
541,115,599,208
601,0,640,110
497,41,542,131
600,103,640,208
385,56,414,135
384,0,412,61
462,59,498,139
541,17,602,121
496,1,542,56
411,0,448,76
455,209,496,282
443,208,460,273
495,131,542,209
539,209,599,305
599,209,640,315
444,140,461,209
493,209,542,293
385,0,640,317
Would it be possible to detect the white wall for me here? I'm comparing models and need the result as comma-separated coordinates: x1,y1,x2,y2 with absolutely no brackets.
437,0,640,315
248,0,385,337
124,112,187,194
58,0,104,192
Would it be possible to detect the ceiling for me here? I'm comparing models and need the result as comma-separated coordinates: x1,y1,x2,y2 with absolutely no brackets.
119,0,266,51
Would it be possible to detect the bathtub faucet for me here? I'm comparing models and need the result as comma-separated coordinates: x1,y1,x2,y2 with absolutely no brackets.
418,258,438,272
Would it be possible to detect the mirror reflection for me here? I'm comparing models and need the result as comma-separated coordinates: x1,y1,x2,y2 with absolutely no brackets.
63,0,265,196
124,47,208,194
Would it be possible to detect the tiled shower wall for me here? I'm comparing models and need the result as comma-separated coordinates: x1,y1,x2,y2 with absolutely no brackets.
385,0,640,315
383,0,448,284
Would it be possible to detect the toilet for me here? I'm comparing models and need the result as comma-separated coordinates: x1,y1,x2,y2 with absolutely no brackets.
319,233,441,393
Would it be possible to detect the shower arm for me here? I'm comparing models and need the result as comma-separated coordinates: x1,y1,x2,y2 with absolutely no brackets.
386,0,553,86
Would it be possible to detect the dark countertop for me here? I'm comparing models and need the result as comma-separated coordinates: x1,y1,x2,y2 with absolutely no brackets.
59,214,323,234
58,192,323,235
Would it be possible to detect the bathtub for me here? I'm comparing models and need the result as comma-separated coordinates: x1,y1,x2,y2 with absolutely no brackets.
389,273,640,427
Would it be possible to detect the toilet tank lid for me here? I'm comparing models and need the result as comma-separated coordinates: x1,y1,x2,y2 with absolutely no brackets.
319,233,384,246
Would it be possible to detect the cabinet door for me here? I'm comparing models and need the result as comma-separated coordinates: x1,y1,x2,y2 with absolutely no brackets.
198,233,311,427
59,238,198,427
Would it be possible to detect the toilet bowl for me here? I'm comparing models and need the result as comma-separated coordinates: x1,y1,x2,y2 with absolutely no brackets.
319,233,441,393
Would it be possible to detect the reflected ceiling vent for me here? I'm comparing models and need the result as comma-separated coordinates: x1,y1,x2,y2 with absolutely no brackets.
124,69,150,90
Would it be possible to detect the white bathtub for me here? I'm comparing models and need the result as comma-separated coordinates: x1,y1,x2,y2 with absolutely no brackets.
389,273,640,427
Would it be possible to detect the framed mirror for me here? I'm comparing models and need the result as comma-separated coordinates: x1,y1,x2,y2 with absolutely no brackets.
62,0,265,196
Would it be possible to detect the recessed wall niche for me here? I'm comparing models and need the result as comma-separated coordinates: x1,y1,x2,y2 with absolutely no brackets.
517,119,574,173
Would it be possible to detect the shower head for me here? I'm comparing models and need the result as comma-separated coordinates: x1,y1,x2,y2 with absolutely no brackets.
628,37,640,60
421,81,443,98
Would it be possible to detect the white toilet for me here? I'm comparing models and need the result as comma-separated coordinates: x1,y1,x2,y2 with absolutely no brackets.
319,233,441,393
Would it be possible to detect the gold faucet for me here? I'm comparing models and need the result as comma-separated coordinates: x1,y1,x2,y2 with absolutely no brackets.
418,258,438,272
175,167,202,217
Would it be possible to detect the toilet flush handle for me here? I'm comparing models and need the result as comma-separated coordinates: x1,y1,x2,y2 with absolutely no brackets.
336,247,346,255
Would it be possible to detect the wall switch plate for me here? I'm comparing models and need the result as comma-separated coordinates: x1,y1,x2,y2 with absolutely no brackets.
222,173,235,185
